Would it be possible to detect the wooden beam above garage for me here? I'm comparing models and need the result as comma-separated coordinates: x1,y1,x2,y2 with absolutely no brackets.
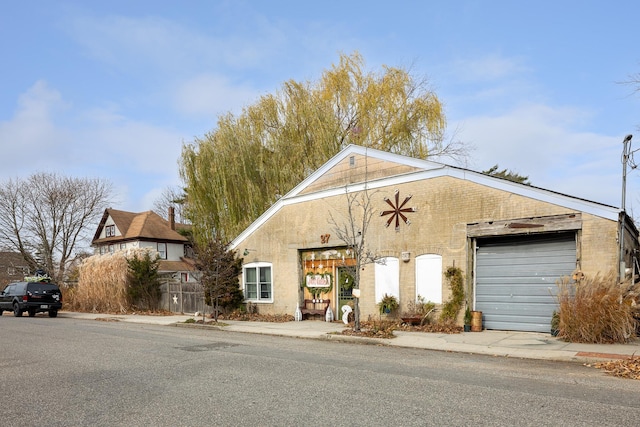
467,213,582,238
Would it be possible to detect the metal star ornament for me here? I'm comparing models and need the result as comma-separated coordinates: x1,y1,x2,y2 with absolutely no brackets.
380,190,416,231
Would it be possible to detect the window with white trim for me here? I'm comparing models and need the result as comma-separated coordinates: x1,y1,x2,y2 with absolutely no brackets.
157,243,167,259
243,263,272,302
105,224,115,237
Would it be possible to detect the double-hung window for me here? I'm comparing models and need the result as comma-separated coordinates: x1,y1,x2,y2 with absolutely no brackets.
157,243,167,259
243,263,272,302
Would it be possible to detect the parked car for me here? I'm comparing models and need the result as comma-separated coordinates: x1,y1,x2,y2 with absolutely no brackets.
0,281,62,317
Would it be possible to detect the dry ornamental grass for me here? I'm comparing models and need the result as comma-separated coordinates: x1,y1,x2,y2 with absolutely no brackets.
556,273,640,344
66,248,155,313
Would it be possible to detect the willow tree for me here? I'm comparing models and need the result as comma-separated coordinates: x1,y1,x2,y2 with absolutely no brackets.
181,52,458,242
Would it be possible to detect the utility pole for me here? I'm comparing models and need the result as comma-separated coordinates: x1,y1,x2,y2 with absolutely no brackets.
620,134,633,281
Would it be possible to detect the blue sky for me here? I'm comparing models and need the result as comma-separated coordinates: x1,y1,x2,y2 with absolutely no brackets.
1,1,639,215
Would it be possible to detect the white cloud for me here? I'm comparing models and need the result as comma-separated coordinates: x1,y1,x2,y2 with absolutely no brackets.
63,11,287,74
450,53,531,83
173,74,259,118
0,81,71,177
0,81,187,212
454,103,624,207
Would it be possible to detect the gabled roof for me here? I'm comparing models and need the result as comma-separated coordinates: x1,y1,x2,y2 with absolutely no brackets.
229,144,620,249
92,209,189,245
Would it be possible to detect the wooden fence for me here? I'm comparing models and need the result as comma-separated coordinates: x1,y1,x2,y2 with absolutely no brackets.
159,279,212,314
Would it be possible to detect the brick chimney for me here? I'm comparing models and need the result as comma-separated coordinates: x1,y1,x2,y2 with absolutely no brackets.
169,206,175,230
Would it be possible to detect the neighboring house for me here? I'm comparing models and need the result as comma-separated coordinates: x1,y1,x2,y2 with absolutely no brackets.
0,252,30,287
229,144,639,333
91,208,197,283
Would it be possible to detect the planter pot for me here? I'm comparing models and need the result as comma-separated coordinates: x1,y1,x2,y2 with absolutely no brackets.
551,328,559,337
401,316,422,326
464,324,471,332
470,311,483,332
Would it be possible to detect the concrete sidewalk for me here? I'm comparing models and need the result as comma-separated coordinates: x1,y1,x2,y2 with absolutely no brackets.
60,311,640,364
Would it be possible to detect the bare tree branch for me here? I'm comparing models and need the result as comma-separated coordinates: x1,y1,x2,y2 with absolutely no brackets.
0,173,114,283
328,183,382,331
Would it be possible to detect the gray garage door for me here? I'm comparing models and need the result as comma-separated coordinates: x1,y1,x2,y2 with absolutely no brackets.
475,233,576,333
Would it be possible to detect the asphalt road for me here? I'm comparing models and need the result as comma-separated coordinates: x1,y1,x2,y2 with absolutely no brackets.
1,315,639,426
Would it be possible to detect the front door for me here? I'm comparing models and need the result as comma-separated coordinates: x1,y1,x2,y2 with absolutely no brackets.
337,267,355,321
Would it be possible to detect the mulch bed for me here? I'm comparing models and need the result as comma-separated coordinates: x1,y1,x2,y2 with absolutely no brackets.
340,319,462,339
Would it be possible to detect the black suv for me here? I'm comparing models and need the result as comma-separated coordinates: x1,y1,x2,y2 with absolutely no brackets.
0,281,62,317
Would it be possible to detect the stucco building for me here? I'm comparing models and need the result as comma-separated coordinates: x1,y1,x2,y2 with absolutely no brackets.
229,145,638,332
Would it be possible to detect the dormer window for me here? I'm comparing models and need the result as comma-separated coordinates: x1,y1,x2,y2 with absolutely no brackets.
105,224,115,237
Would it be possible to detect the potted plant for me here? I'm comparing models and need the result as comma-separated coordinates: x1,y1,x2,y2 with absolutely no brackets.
378,294,399,315
464,305,472,332
401,295,435,325
550,310,560,336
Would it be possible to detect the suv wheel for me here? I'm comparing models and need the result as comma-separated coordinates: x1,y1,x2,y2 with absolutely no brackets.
48,310,58,318
13,303,23,317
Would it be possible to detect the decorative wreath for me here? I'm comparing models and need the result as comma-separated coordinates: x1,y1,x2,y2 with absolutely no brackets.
338,271,355,290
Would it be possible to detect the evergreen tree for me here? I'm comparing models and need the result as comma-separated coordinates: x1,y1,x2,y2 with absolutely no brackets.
126,250,161,311
483,164,530,185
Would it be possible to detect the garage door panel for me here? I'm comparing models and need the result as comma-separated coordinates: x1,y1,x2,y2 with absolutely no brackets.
476,279,564,290
475,233,576,333
477,289,560,298
479,300,556,314
478,253,576,266
483,319,551,332
477,294,557,304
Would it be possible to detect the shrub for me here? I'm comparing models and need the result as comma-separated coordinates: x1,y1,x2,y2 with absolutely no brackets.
440,266,464,322
464,305,472,326
556,273,640,343
402,295,436,317
126,249,161,311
